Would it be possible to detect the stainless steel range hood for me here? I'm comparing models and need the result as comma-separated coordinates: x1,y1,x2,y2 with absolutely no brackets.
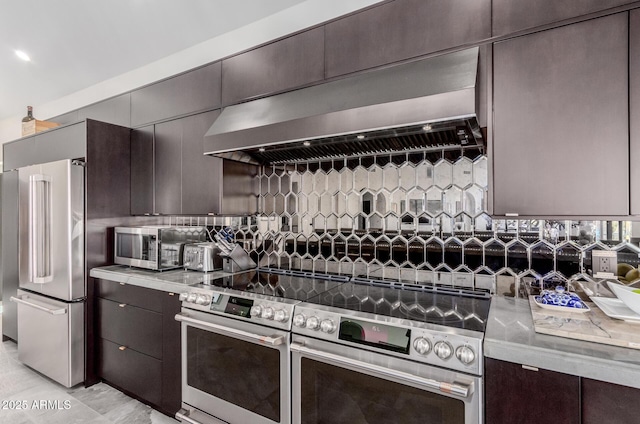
204,47,482,164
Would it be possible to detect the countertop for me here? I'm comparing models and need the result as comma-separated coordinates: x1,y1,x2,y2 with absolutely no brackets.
92,265,640,389
485,296,640,389
89,265,235,293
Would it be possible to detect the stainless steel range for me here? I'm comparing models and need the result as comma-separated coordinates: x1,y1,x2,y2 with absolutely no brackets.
291,278,490,424
175,269,490,424
175,269,348,424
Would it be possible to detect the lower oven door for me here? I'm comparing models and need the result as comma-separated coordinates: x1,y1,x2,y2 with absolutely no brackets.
176,308,290,424
291,335,482,424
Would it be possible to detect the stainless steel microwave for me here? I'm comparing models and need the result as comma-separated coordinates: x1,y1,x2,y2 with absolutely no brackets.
114,226,208,271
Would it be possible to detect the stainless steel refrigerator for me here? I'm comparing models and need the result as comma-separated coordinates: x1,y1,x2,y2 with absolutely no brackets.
10,159,84,387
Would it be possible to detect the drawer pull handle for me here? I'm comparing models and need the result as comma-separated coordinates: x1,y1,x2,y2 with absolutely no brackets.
118,346,127,351
118,303,126,308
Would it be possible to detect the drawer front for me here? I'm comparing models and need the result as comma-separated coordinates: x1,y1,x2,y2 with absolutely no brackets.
99,338,162,406
95,278,163,312
97,298,163,359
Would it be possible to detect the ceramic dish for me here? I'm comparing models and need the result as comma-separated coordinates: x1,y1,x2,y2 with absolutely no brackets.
607,281,640,316
590,296,640,323
532,295,591,313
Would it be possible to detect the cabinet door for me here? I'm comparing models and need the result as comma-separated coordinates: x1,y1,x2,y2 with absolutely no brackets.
493,13,629,216
131,126,154,215
77,93,131,127
325,0,490,78
181,110,222,215
154,119,183,215
131,62,222,127
485,358,580,424
222,27,325,105
34,122,87,164
493,0,636,37
582,378,640,424
3,137,35,171
161,292,182,415
631,9,640,215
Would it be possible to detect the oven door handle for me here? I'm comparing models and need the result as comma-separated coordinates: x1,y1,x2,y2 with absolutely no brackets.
175,312,286,346
291,342,471,398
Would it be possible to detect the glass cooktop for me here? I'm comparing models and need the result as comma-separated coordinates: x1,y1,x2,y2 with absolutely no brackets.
195,268,491,332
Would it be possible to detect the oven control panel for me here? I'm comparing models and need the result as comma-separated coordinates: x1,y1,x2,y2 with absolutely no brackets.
179,288,296,331
292,305,483,375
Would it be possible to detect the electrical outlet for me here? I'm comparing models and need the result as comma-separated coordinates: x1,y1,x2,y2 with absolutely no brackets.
592,250,617,277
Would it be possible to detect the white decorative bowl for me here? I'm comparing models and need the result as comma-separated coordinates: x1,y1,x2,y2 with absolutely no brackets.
607,281,640,316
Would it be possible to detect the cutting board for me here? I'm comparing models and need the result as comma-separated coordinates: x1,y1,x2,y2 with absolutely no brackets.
529,296,640,350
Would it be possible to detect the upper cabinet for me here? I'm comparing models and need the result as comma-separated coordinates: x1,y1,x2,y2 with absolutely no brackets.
78,93,131,127
132,110,224,216
324,0,490,78
631,9,640,215
130,62,221,127
492,0,638,37
221,27,325,106
492,13,629,217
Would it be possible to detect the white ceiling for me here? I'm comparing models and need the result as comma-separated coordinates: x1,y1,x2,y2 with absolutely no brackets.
0,0,309,121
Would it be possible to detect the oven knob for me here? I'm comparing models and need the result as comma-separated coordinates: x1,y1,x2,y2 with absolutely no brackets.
179,292,189,301
433,341,453,360
186,293,198,303
306,316,320,330
261,307,275,320
455,345,476,365
250,305,262,318
274,309,288,323
320,319,336,334
413,337,432,355
195,294,210,305
292,314,306,327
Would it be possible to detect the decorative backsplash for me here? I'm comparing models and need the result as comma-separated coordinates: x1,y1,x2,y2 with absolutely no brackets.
172,150,640,294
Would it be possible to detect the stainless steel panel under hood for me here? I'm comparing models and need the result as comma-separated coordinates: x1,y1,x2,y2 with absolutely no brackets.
204,47,482,165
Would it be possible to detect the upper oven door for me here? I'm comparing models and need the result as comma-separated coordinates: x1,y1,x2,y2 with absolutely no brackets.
177,308,291,424
291,334,482,424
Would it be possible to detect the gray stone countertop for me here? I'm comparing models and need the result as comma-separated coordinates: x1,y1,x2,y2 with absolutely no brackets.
89,265,235,293
485,296,640,389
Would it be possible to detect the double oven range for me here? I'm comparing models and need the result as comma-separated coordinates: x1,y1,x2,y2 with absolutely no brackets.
175,268,490,424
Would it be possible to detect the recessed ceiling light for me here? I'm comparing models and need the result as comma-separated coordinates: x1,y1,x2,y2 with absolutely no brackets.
303,141,311,146
356,134,365,140
15,50,31,62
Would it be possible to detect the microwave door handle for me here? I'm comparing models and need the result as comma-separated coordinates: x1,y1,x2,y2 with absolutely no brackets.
290,342,471,398
30,174,53,284
175,312,285,346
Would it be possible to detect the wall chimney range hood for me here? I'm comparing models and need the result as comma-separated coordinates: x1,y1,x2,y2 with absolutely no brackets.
204,47,482,165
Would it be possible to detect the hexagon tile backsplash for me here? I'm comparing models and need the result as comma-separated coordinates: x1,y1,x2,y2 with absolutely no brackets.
229,151,640,294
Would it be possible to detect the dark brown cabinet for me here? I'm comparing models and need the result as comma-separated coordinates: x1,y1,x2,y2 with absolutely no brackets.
95,278,182,416
582,378,640,424
492,0,637,37
485,358,580,424
324,0,490,78
492,13,629,216
631,9,640,215
221,27,325,105
131,62,222,127
132,110,223,215
77,93,131,127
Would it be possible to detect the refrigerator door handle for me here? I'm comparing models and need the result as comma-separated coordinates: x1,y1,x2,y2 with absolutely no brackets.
29,174,53,284
10,295,67,315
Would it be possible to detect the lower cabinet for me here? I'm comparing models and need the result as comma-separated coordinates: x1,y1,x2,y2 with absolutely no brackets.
485,358,580,424
95,279,181,416
486,358,640,424
582,378,639,424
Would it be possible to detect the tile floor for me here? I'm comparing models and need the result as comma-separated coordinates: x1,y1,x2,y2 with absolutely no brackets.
0,315,178,424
